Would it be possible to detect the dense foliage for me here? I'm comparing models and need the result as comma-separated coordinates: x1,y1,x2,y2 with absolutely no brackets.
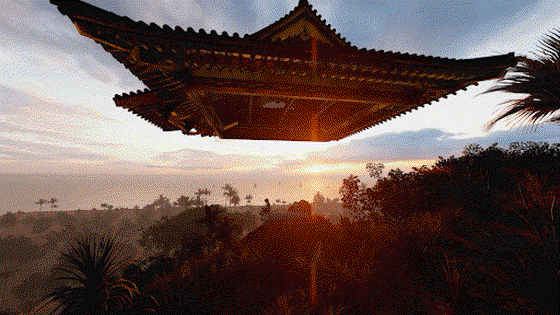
0,212,18,228
6,141,560,314
39,233,141,315
341,142,560,221
31,216,54,234
0,235,44,264
138,205,256,257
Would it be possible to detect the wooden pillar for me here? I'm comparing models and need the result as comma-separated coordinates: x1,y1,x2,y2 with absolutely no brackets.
310,115,319,141
309,240,322,306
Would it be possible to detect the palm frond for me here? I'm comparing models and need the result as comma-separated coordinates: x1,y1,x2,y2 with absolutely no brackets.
484,29,560,130
38,232,140,315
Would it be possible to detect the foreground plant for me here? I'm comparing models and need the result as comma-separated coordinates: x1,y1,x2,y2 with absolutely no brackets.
484,29,560,130
36,232,141,315
419,172,559,314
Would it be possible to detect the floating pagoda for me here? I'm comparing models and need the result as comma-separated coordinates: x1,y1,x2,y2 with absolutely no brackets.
51,0,517,141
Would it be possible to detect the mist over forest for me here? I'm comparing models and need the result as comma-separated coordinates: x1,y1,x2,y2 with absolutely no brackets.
1,142,559,315
0,173,347,214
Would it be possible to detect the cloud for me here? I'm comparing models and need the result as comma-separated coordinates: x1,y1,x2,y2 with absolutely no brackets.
2,0,558,178
0,1,144,89
345,0,540,57
148,148,274,171
284,125,560,168
0,85,122,144
0,137,114,162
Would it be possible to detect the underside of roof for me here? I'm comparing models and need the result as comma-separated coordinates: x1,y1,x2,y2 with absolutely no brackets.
51,0,518,142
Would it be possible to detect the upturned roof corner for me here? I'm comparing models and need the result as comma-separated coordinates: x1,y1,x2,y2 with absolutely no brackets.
249,0,350,47
51,0,518,142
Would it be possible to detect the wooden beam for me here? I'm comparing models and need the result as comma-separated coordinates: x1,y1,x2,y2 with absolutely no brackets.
72,21,128,52
248,96,254,123
168,111,188,132
310,115,319,142
193,79,422,106
278,98,295,126
223,121,239,130
316,100,334,118
113,90,160,109
187,92,223,138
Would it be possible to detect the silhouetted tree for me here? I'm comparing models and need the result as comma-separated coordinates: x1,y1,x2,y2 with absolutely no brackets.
0,212,18,228
484,29,560,130
100,203,113,211
245,195,253,206
195,189,205,207
339,175,364,220
231,194,241,207
36,199,47,212
366,162,385,179
197,205,226,238
195,188,211,206
49,198,58,210
222,184,237,207
38,233,139,315
176,195,195,211
312,192,325,206
150,194,172,218
201,188,212,205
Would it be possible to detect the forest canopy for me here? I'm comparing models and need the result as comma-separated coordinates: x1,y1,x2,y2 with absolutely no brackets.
340,141,560,221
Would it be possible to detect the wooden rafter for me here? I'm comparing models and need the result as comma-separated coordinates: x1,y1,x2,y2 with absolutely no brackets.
113,90,160,109
278,99,296,126
194,80,422,106
187,91,223,138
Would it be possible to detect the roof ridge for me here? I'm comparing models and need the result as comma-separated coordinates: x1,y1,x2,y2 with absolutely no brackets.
249,0,351,47
51,0,240,41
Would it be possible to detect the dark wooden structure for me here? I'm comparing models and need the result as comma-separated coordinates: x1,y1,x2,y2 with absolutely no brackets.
51,0,517,141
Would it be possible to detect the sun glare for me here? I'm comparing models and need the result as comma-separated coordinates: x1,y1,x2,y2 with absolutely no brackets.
309,180,322,192
300,163,361,174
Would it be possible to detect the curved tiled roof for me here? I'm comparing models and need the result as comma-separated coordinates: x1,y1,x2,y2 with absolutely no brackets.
51,0,518,142
248,0,352,47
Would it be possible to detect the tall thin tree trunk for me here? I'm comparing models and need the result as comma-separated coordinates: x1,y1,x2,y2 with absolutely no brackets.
309,241,322,306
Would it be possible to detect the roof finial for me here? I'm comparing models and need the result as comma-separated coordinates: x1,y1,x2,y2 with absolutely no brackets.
298,0,310,7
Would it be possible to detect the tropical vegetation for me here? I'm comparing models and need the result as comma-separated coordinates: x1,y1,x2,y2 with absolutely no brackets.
2,141,559,314
36,233,144,315
484,29,560,130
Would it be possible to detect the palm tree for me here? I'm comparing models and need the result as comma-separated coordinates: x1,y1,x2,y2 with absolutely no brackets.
231,194,240,207
36,199,47,212
201,188,212,205
100,203,113,212
49,198,59,210
197,205,226,238
222,184,237,207
37,233,140,315
194,189,206,207
176,195,194,210
484,29,560,130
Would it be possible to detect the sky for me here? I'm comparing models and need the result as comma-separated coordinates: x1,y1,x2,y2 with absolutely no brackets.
2,0,560,213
